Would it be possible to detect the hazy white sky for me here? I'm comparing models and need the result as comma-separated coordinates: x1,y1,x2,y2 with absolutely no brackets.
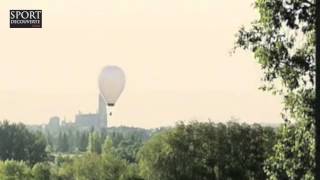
0,0,283,128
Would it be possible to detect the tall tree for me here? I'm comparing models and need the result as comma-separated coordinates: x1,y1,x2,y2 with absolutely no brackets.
234,0,315,179
0,121,48,165
78,132,89,152
87,132,102,154
58,132,69,153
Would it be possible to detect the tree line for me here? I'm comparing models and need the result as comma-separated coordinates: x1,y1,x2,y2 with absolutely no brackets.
43,126,158,163
0,120,277,180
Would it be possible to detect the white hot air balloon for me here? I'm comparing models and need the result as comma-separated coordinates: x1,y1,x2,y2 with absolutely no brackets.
98,66,126,110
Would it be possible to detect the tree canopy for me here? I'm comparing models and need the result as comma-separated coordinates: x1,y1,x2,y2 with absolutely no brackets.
138,122,276,180
234,0,315,179
0,121,47,165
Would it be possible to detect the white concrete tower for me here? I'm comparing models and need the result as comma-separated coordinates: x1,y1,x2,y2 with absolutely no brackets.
98,94,107,127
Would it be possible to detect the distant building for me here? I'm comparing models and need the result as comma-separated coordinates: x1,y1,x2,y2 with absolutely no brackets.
45,94,107,130
46,116,60,131
75,94,107,129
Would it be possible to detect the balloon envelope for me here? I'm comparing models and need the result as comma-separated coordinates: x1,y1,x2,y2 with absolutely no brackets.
98,66,125,106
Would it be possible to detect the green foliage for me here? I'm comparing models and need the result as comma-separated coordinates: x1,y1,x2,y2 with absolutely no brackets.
235,0,315,96
234,0,315,179
138,121,276,180
87,132,102,154
57,132,69,153
32,162,51,180
78,131,89,152
55,157,75,180
0,121,277,180
72,153,105,180
264,122,315,180
43,126,152,156
138,131,170,180
51,140,137,180
111,131,146,163
120,164,144,180
0,121,48,165
0,160,31,180
101,150,127,179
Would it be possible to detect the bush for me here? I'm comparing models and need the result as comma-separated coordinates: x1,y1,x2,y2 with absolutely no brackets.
32,162,51,180
0,160,31,180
